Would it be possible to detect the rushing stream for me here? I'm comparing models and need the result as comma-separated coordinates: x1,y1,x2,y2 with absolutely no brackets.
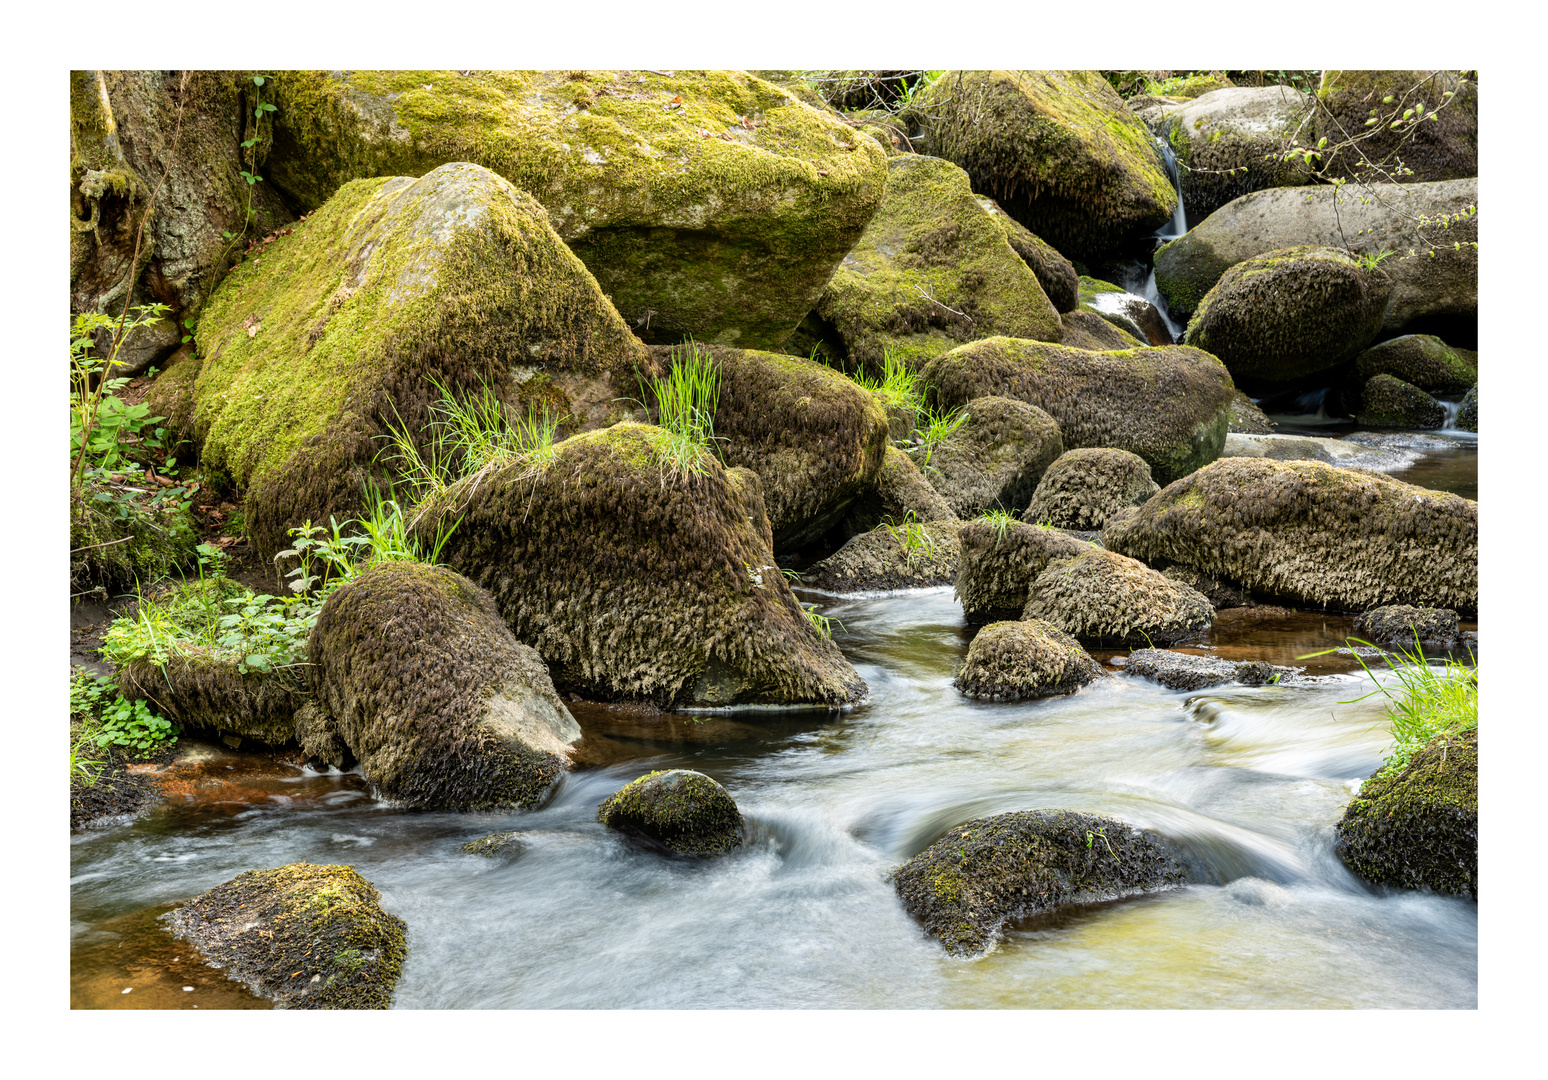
71,589,1477,1009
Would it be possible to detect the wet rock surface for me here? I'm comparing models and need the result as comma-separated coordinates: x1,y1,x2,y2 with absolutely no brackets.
1353,605,1464,650
597,770,745,856
1121,648,1300,691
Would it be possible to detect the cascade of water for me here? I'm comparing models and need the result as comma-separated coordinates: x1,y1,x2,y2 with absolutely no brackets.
1140,136,1188,342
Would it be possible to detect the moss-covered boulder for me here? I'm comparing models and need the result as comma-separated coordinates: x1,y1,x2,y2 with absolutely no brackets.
926,397,1064,517
142,345,201,447
462,832,525,858
1315,71,1477,184
1358,374,1445,429
811,155,1062,372
414,422,865,707
191,162,649,559
1353,605,1463,651
837,445,959,537
692,345,890,551
161,863,406,1009
1354,335,1477,394
803,521,961,592
954,620,1102,700
69,483,197,598
954,519,1098,623
1025,447,1159,531
1184,247,1393,385
1159,565,1255,609
917,71,1177,260
1457,385,1477,432
1103,457,1477,613
1078,277,1171,346
1227,390,1275,434
266,70,887,348
1123,648,1295,691
891,810,1188,957
1144,87,1315,222
1153,180,1477,342
307,562,582,811
597,770,744,855
1336,727,1477,897
975,195,1080,313
922,337,1236,484
1023,548,1213,646
1058,309,1145,351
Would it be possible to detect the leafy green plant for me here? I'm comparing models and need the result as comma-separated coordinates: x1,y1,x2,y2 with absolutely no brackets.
70,304,173,486
95,694,177,753
802,602,843,640
1085,826,1120,861
217,74,278,270
639,339,723,479
70,666,177,774
884,512,937,567
1354,249,1396,272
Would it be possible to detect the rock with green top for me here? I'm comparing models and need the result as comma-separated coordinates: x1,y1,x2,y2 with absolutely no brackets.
1023,547,1214,646
926,396,1064,517
1103,457,1477,613
597,770,745,856
307,562,582,811
1315,70,1476,184
1140,87,1315,222
1358,374,1445,429
921,337,1236,484
462,832,525,858
1185,246,1392,385
191,162,650,559
1153,180,1476,341
891,810,1188,957
974,195,1080,313
1457,385,1477,432
1058,309,1145,351
917,71,1178,260
812,155,1062,373
266,70,888,349
954,518,1098,623
953,619,1102,700
1354,334,1477,394
803,521,961,592
1336,727,1477,897
161,863,407,1009
412,422,866,708
1025,447,1159,531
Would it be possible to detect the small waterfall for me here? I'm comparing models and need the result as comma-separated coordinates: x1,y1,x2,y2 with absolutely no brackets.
1141,136,1188,342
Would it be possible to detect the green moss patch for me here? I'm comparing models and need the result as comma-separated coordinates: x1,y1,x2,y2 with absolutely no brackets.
598,769,745,855
1354,334,1476,393
1358,374,1445,429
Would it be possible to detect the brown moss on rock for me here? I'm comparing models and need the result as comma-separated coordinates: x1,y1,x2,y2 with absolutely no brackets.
1335,727,1476,897
161,863,406,1009
837,445,959,537
891,809,1188,957
918,71,1177,260
803,521,961,592
954,519,1097,623
117,655,307,749
413,422,865,708
462,831,525,858
1123,648,1295,691
193,162,650,560
1185,246,1393,385
1058,309,1145,351
1025,447,1159,531
1103,457,1477,613
1354,335,1476,394
1023,548,1214,646
1227,390,1275,434
597,769,745,855
307,562,581,811
953,619,1102,700
1358,374,1445,429
267,70,888,348
927,396,1064,517
1315,71,1477,184
921,336,1235,484
1352,605,1463,650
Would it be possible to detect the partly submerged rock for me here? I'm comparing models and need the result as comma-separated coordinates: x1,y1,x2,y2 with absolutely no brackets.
922,337,1235,484
413,422,867,708
891,810,1188,957
161,863,407,1009
1078,277,1172,346
1457,385,1477,432
462,832,525,858
1023,548,1214,646
955,518,1098,623
1103,457,1477,613
1353,605,1464,651
1122,648,1298,691
597,770,745,855
1358,374,1446,429
953,620,1103,700
926,396,1064,517
1024,447,1159,531
1335,727,1477,898
803,521,961,592
307,562,581,811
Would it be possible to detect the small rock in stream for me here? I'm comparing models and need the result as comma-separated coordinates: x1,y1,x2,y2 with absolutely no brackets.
1123,649,1301,691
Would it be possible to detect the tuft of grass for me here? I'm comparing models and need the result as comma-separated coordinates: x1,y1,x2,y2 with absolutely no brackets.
884,512,937,567
852,350,924,414
802,602,843,640
639,338,723,480
908,406,968,476
976,508,1018,545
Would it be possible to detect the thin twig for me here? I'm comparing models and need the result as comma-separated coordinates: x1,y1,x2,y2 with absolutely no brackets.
71,536,134,554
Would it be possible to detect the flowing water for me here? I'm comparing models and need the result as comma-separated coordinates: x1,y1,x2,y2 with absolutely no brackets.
71,591,1477,1010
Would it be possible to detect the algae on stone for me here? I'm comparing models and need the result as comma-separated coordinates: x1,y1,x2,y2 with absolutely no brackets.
1352,605,1464,651
975,196,1080,313
597,769,745,855
953,620,1102,700
1354,334,1476,394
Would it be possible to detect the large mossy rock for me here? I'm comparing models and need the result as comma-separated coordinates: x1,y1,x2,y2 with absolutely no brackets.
1103,457,1477,613
837,445,959,537
414,422,866,708
1184,246,1392,385
1023,548,1214,646
975,195,1079,313
1025,447,1159,530
693,345,890,551
918,71,1177,260
891,810,1188,957
161,863,407,1009
1315,71,1477,184
803,521,961,592
597,769,745,856
921,337,1236,484
953,619,1102,700
954,519,1097,623
1153,180,1477,342
192,162,650,559
70,71,292,369
1354,334,1477,394
267,70,888,348
1142,87,1315,222
307,562,582,811
1358,374,1445,429
926,396,1064,517
811,155,1062,371
1335,727,1477,898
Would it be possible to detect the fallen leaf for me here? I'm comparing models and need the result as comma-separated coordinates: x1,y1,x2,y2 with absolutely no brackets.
247,325,258,338
669,94,683,103
817,170,829,177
